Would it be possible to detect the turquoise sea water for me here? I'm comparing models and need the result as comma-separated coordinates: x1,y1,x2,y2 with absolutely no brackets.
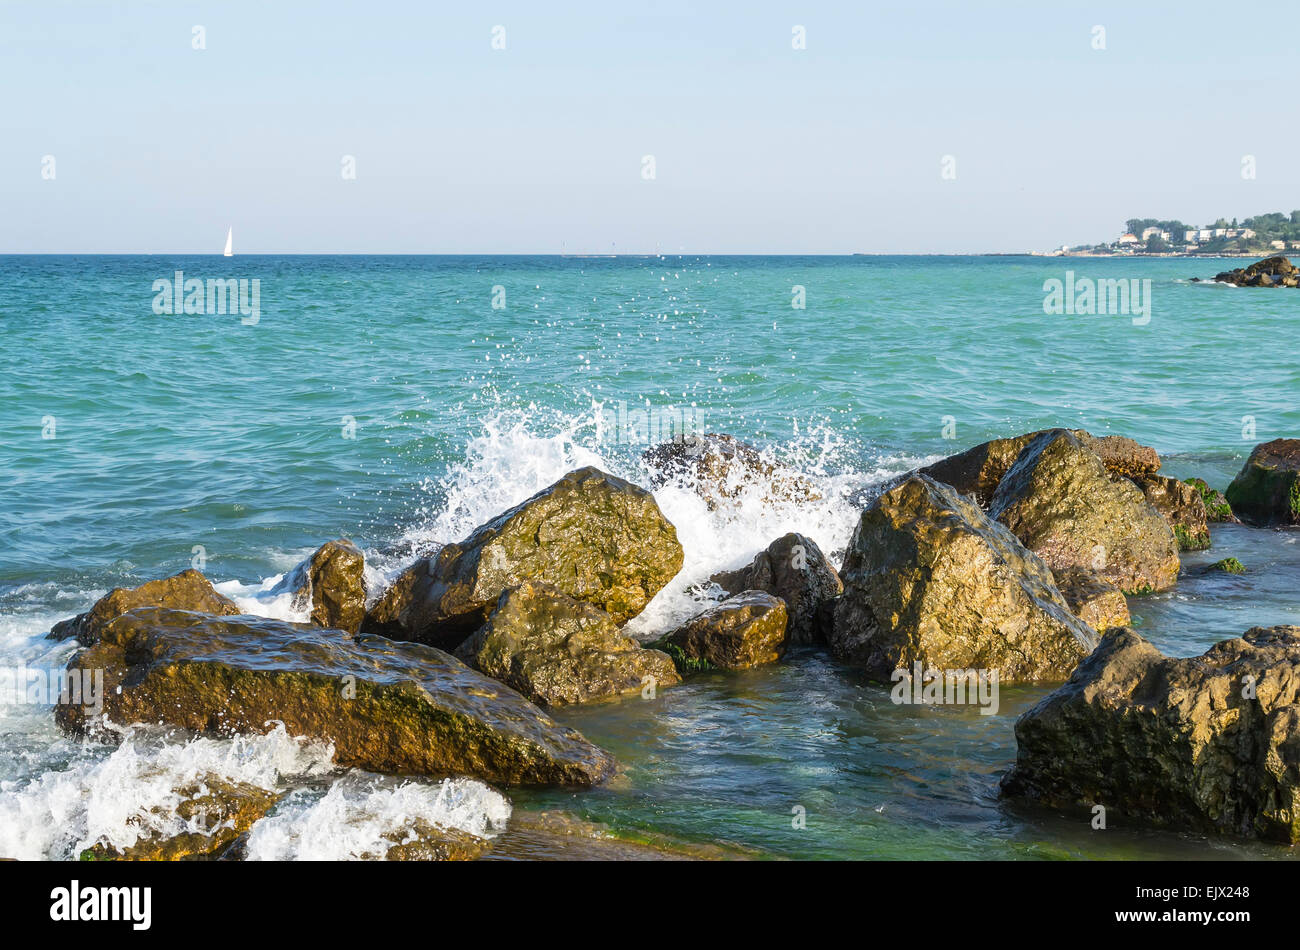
1,254,1297,859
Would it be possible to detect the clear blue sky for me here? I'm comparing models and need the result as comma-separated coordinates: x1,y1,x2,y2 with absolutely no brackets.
2,0,1297,253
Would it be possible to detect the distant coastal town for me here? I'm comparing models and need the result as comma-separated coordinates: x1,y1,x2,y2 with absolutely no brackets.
1041,211,1300,257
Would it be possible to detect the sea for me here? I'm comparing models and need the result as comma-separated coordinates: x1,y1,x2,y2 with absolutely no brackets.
1,254,1297,860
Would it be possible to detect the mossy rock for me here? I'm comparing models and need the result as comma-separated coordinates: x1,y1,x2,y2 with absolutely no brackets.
454,581,680,706
1208,557,1246,575
989,430,1180,594
1184,478,1236,523
365,467,684,648
271,539,368,633
1225,440,1300,526
57,608,616,788
654,591,788,671
831,475,1097,683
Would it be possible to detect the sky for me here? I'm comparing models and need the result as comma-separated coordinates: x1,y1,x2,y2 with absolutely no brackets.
2,0,1298,254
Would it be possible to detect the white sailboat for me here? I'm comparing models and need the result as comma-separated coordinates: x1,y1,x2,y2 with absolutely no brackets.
223,227,233,257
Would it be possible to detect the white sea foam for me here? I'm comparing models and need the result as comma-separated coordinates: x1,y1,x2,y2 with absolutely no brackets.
0,724,334,860
379,406,924,636
243,772,510,861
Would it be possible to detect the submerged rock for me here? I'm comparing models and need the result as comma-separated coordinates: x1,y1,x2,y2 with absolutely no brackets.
271,539,367,633
1002,626,1300,844
48,569,240,645
80,776,279,861
1135,474,1211,551
1185,477,1237,523
642,433,819,509
454,581,680,706
1213,255,1299,288
1207,557,1247,575
364,467,683,648
830,475,1096,683
921,429,1160,507
1053,568,1130,632
58,608,615,788
1225,439,1300,526
989,429,1179,594
708,532,842,646
654,591,789,672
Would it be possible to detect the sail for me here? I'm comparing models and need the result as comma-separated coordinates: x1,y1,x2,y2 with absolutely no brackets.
223,227,233,257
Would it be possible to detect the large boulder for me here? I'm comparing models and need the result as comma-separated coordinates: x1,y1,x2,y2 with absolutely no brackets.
653,591,789,671
454,581,680,706
48,569,240,644
79,776,279,861
1002,626,1300,844
1225,439,1300,526
1134,474,1211,551
708,532,842,646
642,433,819,509
271,539,368,632
1053,568,1130,632
57,608,615,788
364,467,683,648
921,429,1160,508
988,430,1179,594
830,475,1097,683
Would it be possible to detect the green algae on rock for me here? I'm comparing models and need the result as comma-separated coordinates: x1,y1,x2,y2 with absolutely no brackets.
364,467,683,648
271,538,368,633
1003,625,1300,844
48,568,241,645
1184,477,1236,523
830,475,1097,683
989,429,1179,594
57,608,616,788
455,581,680,706
1208,557,1247,575
653,590,789,672
1225,439,1300,526
1135,475,1211,551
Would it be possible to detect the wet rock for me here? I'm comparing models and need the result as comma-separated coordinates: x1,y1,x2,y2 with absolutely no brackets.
829,475,1096,683
1207,557,1246,575
920,429,1160,508
1134,474,1211,551
1053,568,1130,632
1184,477,1237,523
641,433,820,509
1213,255,1299,289
48,569,241,645
57,608,616,788
454,581,680,706
378,820,491,861
988,429,1179,594
1002,626,1300,844
364,467,683,649
1225,439,1300,526
79,776,279,861
708,532,842,645
271,539,368,633
653,591,789,671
